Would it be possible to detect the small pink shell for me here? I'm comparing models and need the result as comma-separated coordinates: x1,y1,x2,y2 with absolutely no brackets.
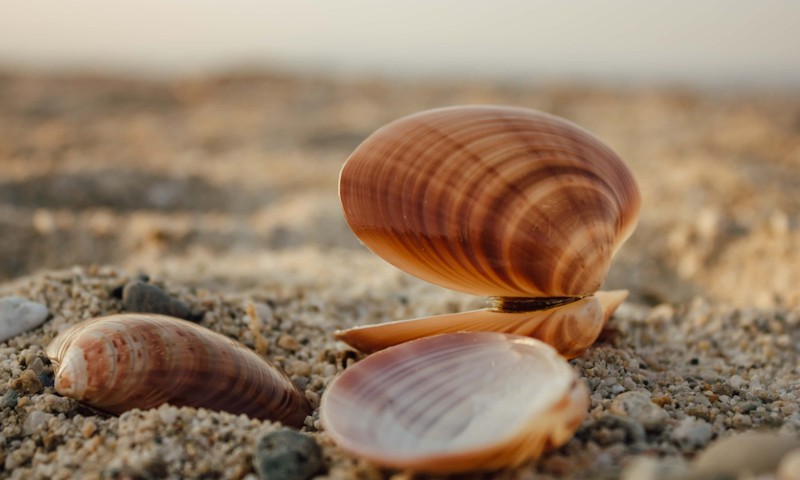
321,332,589,473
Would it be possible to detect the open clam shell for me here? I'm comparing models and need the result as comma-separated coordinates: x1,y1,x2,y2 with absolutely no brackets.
335,290,628,358
339,105,641,298
46,314,311,427
321,332,589,473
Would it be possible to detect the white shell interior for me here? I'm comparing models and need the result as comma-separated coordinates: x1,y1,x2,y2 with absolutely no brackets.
322,332,579,462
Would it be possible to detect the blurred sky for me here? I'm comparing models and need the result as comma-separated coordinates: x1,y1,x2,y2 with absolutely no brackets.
1,0,799,87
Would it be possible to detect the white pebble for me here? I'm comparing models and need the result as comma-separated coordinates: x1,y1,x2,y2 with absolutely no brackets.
671,417,713,449
0,296,49,342
22,411,53,436
610,391,669,431
729,375,746,389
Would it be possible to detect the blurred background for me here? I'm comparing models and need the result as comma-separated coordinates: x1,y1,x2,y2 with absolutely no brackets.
3,0,800,87
1,1,798,307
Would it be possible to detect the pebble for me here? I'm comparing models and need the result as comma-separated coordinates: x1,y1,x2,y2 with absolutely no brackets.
693,432,800,476
81,420,98,439
253,429,323,480
671,417,713,449
288,360,312,377
122,281,198,321
27,356,45,375
610,391,669,431
277,335,301,352
728,374,746,389
0,296,49,342
596,415,647,444
22,411,53,436
1,389,19,408
10,369,43,395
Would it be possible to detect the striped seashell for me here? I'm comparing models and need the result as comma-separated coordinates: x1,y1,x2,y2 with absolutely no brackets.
339,105,640,299
46,314,310,427
335,289,628,359
320,332,589,473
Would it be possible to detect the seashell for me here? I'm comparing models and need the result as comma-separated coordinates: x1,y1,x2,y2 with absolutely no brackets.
46,314,310,427
320,332,589,473
336,291,628,358
339,105,640,299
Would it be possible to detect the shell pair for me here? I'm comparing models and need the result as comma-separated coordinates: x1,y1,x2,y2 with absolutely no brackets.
321,106,641,473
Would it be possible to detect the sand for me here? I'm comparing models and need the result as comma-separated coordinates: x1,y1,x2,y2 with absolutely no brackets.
0,71,798,479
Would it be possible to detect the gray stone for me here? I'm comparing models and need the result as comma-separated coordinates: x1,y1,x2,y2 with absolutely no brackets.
122,281,199,321
610,391,669,431
597,414,647,444
22,411,53,436
0,296,49,342
253,428,323,480
0,389,19,409
671,417,713,449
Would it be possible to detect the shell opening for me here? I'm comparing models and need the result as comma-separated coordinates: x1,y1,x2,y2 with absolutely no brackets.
489,296,583,313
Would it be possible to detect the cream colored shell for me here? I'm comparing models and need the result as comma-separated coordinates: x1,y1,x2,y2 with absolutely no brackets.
336,290,628,359
321,332,589,473
46,314,310,427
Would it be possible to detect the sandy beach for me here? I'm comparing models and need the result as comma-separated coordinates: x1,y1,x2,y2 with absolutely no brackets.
0,71,798,479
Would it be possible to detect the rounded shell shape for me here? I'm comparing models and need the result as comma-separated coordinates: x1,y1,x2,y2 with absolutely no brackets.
339,105,641,298
320,332,589,473
46,314,310,427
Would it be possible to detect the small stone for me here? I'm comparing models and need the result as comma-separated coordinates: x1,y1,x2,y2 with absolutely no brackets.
81,420,98,438
610,391,669,431
728,375,746,389
38,373,55,388
597,415,647,444
253,428,323,480
278,335,301,352
22,411,53,436
122,281,199,321
10,369,43,395
732,412,753,428
671,417,713,449
288,360,312,377
27,357,45,375
693,432,800,477
0,296,49,342
0,389,19,408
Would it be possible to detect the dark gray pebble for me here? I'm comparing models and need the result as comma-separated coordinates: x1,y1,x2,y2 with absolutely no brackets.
38,374,55,388
253,428,323,480
121,281,201,322
596,414,647,444
1,389,19,409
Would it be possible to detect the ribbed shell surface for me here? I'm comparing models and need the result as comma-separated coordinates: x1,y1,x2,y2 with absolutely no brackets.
335,295,605,358
320,332,589,473
339,105,641,298
46,314,310,427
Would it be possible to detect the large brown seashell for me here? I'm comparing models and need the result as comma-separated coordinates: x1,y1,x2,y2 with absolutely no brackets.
46,314,310,427
339,105,640,298
320,332,589,473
